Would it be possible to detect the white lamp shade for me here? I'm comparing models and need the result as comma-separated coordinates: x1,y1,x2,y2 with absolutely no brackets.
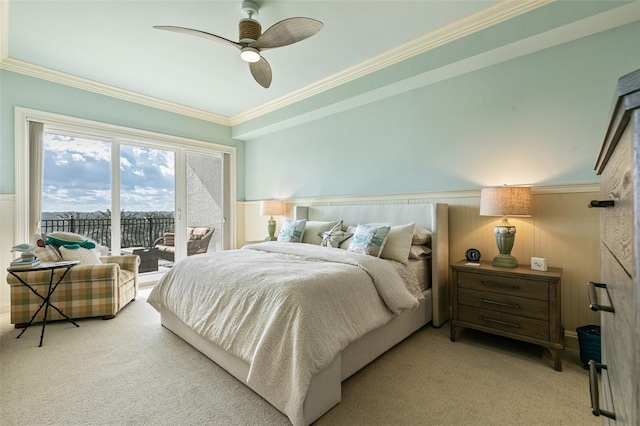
480,186,532,217
260,200,284,217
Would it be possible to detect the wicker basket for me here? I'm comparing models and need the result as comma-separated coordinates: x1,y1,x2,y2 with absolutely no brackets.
576,325,601,370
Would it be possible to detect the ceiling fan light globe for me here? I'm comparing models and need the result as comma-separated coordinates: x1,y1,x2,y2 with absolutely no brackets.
240,47,261,63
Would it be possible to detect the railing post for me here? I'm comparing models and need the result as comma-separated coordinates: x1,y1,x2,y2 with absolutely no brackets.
148,217,154,248
70,215,75,233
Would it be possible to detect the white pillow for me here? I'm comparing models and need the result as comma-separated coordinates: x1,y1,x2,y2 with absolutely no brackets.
347,224,390,257
35,245,63,262
379,223,415,265
302,221,339,245
277,219,307,243
409,245,432,259
59,246,102,264
412,226,432,245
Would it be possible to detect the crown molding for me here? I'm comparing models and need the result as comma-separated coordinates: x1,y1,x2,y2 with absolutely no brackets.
0,57,231,126
1,0,552,129
229,0,554,126
3,0,633,131
0,0,8,61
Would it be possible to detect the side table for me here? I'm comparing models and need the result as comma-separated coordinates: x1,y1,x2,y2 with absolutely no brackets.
450,260,564,370
7,260,80,346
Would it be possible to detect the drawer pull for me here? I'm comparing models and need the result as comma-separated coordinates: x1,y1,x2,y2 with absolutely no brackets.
479,316,519,328
480,299,520,309
480,281,520,290
589,360,616,419
587,282,615,313
588,200,615,208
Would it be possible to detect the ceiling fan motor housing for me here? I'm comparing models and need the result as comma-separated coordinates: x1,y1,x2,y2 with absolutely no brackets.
239,18,261,43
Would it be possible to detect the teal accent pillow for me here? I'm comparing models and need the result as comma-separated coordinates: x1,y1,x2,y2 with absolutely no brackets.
45,231,96,249
347,224,391,257
277,219,306,243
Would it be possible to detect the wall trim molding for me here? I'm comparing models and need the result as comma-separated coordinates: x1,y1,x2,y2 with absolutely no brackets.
229,0,554,126
3,2,635,136
232,2,640,140
0,194,16,314
0,0,553,128
0,58,231,126
240,183,600,206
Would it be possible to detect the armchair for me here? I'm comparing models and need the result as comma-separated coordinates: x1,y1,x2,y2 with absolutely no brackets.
154,227,214,262
6,247,139,326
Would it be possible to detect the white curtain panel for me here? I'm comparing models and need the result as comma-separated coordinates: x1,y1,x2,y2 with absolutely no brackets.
28,120,44,242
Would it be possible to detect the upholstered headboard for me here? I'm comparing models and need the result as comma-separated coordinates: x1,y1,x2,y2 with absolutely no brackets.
294,202,449,327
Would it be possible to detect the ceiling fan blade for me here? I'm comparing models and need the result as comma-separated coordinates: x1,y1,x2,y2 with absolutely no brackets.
249,57,272,88
253,17,323,50
153,26,242,50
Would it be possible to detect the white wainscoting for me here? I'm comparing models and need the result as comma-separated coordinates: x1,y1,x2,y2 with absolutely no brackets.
1,194,16,314
239,183,601,335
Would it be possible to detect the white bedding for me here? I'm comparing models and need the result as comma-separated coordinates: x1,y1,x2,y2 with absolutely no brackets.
147,242,419,426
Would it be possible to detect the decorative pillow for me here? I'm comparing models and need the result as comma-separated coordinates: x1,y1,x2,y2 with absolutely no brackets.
347,224,390,257
45,232,96,249
163,233,175,246
409,245,432,259
412,226,432,245
34,245,63,262
190,227,209,240
277,219,307,243
302,221,339,245
379,223,415,265
319,221,353,248
59,246,102,264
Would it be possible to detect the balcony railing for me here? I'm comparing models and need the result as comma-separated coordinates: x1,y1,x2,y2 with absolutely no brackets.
40,217,174,249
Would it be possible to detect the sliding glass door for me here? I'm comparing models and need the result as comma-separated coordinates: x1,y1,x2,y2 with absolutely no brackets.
17,107,236,278
119,144,176,273
185,152,223,255
40,133,227,274
41,132,113,247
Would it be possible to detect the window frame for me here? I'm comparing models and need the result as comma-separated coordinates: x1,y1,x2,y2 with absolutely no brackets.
14,107,237,253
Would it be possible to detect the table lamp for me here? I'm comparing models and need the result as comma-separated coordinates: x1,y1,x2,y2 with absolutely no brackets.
260,200,284,241
480,185,532,268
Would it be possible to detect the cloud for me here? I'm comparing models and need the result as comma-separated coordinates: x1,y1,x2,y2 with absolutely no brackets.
42,133,175,213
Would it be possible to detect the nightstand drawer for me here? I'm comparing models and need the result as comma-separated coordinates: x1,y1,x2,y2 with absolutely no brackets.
457,271,548,301
458,306,550,340
458,288,549,320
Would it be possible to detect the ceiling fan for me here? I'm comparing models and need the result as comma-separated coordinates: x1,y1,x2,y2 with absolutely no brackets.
154,1,323,88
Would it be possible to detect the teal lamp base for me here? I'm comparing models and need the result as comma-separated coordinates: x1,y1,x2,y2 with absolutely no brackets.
492,224,518,268
265,218,277,241
492,254,518,268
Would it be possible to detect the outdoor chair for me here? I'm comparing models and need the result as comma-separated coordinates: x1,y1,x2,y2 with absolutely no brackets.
154,227,214,262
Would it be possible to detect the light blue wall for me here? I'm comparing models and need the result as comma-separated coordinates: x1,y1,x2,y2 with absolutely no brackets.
0,70,244,199
243,21,640,200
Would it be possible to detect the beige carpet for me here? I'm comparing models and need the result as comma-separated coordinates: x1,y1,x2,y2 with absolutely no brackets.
0,293,598,426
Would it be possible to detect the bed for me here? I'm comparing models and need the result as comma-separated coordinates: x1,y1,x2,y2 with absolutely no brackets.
147,202,449,425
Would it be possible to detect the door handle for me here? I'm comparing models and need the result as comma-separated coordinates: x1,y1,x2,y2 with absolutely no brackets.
587,282,615,313
588,200,615,208
589,361,616,419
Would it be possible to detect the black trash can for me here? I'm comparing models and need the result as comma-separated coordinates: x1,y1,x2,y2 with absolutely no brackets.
576,325,601,370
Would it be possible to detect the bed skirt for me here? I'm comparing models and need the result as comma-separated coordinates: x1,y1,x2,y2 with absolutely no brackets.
159,288,433,425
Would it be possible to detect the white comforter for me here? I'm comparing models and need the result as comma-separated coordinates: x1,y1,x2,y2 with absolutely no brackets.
147,242,419,425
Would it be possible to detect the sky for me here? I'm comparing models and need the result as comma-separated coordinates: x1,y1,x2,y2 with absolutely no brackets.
42,133,175,213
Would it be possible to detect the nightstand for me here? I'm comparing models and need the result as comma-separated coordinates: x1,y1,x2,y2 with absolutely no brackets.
450,260,564,371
